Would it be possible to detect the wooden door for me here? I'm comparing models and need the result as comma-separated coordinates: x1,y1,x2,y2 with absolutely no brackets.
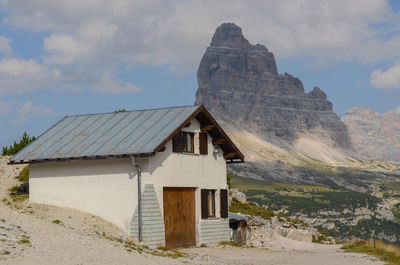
163,187,196,248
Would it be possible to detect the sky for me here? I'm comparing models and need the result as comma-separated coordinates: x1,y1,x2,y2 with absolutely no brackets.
1,0,400,147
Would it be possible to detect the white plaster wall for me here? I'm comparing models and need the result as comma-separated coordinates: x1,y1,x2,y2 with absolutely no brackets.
30,158,136,232
29,117,228,241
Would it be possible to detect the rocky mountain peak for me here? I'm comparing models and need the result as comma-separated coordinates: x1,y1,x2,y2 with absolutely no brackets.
343,106,400,162
196,23,351,149
308,86,327,100
210,23,248,48
206,23,278,75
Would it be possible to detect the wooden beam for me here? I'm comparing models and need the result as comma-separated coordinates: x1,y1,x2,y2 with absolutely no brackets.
200,124,214,131
184,122,191,128
212,138,225,145
223,152,236,159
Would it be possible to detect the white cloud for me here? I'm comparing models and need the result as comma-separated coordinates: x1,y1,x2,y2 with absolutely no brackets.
91,72,141,94
43,34,93,65
0,58,53,95
2,0,398,71
16,101,54,116
0,57,142,95
370,64,400,90
0,36,12,55
14,101,55,126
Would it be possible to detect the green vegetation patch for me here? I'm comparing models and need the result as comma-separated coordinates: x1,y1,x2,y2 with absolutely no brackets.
379,182,400,199
154,246,186,259
343,241,400,265
393,205,400,223
231,176,332,193
10,194,28,202
229,197,277,220
244,189,381,216
15,166,29,182
331,218,400,244
218,241,240,247
52,219,63,225
231,176,381,217
227,173,232,189
8,185,19,194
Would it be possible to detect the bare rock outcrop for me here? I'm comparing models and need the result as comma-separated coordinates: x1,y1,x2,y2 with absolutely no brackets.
342,106,400,162
196,23,351,149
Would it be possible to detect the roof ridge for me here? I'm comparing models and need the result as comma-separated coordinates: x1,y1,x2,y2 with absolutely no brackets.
65,105,200,117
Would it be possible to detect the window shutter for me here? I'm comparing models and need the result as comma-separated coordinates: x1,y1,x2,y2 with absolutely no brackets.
201,189,208,219
220,189,228,218
199,132,208,155
172,132,183,152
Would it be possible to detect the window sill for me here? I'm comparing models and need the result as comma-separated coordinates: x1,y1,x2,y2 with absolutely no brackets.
178,152,199,156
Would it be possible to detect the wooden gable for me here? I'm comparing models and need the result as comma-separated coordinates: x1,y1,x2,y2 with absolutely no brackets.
155,105,244,163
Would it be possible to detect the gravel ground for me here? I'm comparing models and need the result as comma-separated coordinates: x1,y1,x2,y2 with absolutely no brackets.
0,156,384,265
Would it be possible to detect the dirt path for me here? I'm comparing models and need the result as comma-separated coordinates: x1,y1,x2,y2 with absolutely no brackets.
187,245,384,265
0,156,384,265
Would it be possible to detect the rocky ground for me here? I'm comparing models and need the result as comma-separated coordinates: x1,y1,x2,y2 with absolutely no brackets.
229,189,335,248
0,156,384,264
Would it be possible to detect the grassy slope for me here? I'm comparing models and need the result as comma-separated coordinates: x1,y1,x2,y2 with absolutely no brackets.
343,240,400,265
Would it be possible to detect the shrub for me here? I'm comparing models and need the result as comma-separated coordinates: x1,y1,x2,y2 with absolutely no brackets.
52,219,63,225
2,132,36,156
15,166,29,182
312,234,327,244
8,185,19,194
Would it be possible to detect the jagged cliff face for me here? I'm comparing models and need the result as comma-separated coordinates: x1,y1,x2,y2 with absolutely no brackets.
196,23,351,149
343,107,400,162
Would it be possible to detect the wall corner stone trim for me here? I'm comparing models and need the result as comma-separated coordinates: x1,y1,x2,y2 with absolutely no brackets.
199,218,230,245
130,183,165,248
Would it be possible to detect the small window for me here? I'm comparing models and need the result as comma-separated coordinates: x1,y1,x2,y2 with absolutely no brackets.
201,189,215,219
173,131,194,153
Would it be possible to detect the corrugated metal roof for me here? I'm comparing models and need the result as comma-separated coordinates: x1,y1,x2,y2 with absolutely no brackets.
11,105,200,163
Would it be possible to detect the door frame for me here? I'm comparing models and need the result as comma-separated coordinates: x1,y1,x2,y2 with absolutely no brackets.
163,187,196,248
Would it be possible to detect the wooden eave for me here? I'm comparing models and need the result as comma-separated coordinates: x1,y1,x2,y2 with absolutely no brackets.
154,105,244,163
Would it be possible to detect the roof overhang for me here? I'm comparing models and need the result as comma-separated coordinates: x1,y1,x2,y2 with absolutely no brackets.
9,152,154,165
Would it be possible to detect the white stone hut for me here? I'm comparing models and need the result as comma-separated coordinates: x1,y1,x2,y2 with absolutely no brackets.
10,105,244,248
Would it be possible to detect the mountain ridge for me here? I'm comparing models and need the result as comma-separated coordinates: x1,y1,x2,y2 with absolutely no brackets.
343,106,400,163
